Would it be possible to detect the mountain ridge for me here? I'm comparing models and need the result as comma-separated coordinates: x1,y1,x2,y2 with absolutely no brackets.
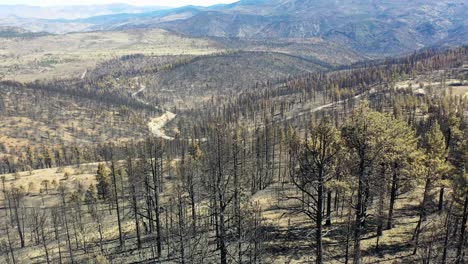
78,0,466,56
0,0,466,57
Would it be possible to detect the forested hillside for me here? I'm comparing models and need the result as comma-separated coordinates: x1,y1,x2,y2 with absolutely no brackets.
0,46,466,263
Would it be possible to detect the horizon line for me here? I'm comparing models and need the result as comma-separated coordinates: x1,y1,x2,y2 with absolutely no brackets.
0,1,237,8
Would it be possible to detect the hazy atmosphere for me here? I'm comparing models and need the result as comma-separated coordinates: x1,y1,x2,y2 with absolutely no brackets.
0,0,467,264
0,0,237,7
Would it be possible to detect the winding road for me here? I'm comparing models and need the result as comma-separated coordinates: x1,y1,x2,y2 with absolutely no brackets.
131,81,375,140
131,83,177,140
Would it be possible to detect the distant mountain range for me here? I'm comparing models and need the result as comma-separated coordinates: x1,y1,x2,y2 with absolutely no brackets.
107,0,466,56
0,0,466,56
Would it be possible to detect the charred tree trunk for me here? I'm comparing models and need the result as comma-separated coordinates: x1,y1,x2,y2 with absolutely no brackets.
316,170,324,264
387,162,398,230
12,195,24,248
148,139,163,257
110,153,123,246
438,187,445,212
6,224,17,264
413,177,432,255
455,194,467,264
353,159,366,264
325,190,332,226
61,193,74,264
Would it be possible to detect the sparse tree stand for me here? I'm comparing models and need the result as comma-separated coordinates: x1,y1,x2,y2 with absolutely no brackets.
291,119,340,264
126,155,142,250
51,208,63,264
353,164,366,264
439,112,461,213
232,131,243,263
387,162,399,230
412,122,448,255
59,186,74,264
109,149,123,247
176,188,186,264
6,224,17,264
39,209,51,264
10,188,25,249
452,127,468,264
0,46,466,264
341,104,391,264
377,115,419,248
342,112,369,264
375,163,387,252
206,124,232,264
2,176,15,227
344,195,354,264
441,202,454,264
146,137,163,257
216,128,228,264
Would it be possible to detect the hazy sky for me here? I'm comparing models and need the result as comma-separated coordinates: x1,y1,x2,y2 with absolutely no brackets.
0,0,238,7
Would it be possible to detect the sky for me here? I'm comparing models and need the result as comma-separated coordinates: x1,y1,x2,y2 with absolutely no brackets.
0,0,238,7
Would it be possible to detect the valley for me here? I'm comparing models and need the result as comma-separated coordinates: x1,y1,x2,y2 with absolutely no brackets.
1,44,466,263
0,1,467,264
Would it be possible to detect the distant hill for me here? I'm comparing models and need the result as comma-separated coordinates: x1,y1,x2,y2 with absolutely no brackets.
76,0,466,57
0,26,49,38
0,0,466,57
154,51,330,94
149,0,467,56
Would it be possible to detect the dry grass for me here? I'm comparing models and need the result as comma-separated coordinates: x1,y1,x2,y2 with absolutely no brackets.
1,165,96,208
246,180,439,264
0,87,153,160
0,29,221,81
0,161,446,264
